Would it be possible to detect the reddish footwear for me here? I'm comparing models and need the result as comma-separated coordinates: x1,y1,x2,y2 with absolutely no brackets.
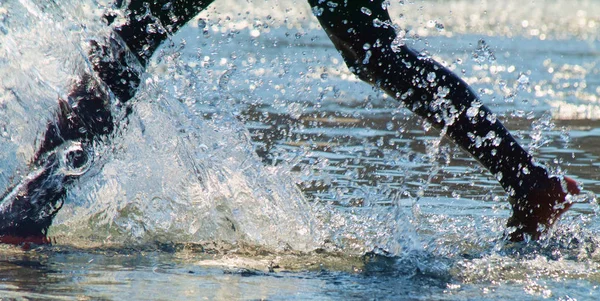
507,175,580,241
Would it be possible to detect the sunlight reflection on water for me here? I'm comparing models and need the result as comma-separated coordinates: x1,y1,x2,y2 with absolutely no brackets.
0,0,599,300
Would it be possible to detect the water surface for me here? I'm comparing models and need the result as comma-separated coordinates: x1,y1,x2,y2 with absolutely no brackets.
1,0,599,300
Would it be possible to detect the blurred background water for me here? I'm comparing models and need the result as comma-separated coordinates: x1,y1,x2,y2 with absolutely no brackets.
0,0,599,299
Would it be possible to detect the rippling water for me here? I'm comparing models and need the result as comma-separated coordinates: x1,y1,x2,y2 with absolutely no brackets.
1,0,599,300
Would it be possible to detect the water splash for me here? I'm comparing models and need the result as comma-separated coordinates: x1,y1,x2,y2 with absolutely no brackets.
0,0,597,273
51,75,324,251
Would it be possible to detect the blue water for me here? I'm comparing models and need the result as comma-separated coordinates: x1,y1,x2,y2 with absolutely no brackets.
1,0,600,300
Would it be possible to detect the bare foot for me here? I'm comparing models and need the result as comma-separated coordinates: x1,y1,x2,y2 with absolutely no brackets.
507,175,580,241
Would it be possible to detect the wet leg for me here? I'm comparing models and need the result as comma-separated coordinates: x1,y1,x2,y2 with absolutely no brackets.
307,0,580,241
0,0,215,244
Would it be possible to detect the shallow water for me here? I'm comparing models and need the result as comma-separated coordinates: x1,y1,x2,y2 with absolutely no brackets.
1,0,600,300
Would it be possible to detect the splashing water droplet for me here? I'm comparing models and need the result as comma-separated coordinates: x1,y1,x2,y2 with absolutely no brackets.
312,6,324,16
250,29,260,38
361,7,372,16
373,18,384,28
386,121,394,130
436,86,450,98
381,0,391,10
391,32,405,52
435,21,445,31
427,72,436,83
466,106,479,118
472,39,496,65
517,73,530,91
362,50,372,64
146,23,158,34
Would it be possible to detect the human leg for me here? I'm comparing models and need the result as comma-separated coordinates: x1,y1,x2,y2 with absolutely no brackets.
0,0,214,242
307,0,580,240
